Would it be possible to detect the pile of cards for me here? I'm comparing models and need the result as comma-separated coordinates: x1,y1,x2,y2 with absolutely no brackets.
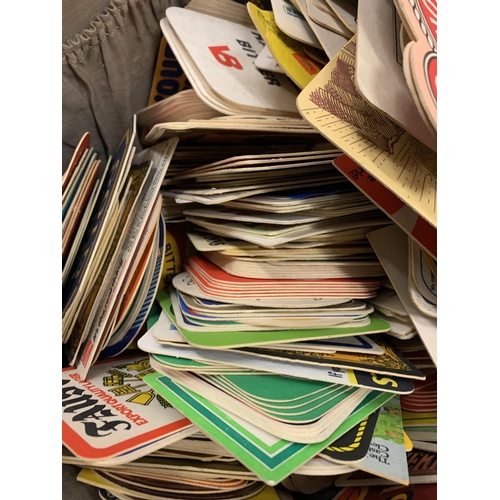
330,334,437,492
62,132,102,286
62,0,440,496
292,0,437,282
136,88,224,133
75,468,271,500
294,0,436,145
152,138,397,348
61,348,424,497
162,146,393,252
62,122,181,379
367,225,437,367
62,354,269,499
158,140,332,222
368,286,418,341
395,336,437,454
136,295,429,486
246,0,347,79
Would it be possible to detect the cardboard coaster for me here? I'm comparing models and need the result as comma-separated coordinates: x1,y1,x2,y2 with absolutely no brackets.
144,370,393,485
157,289,391,349
394,0,437,131
297,37,437,230
248,2,325,89
139,323,415,394
355,0,436,150
62,354,195,462
163,7,300,116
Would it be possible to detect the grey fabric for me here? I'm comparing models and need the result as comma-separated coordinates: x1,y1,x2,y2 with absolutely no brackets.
63,0,113,44
62,0,187,173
